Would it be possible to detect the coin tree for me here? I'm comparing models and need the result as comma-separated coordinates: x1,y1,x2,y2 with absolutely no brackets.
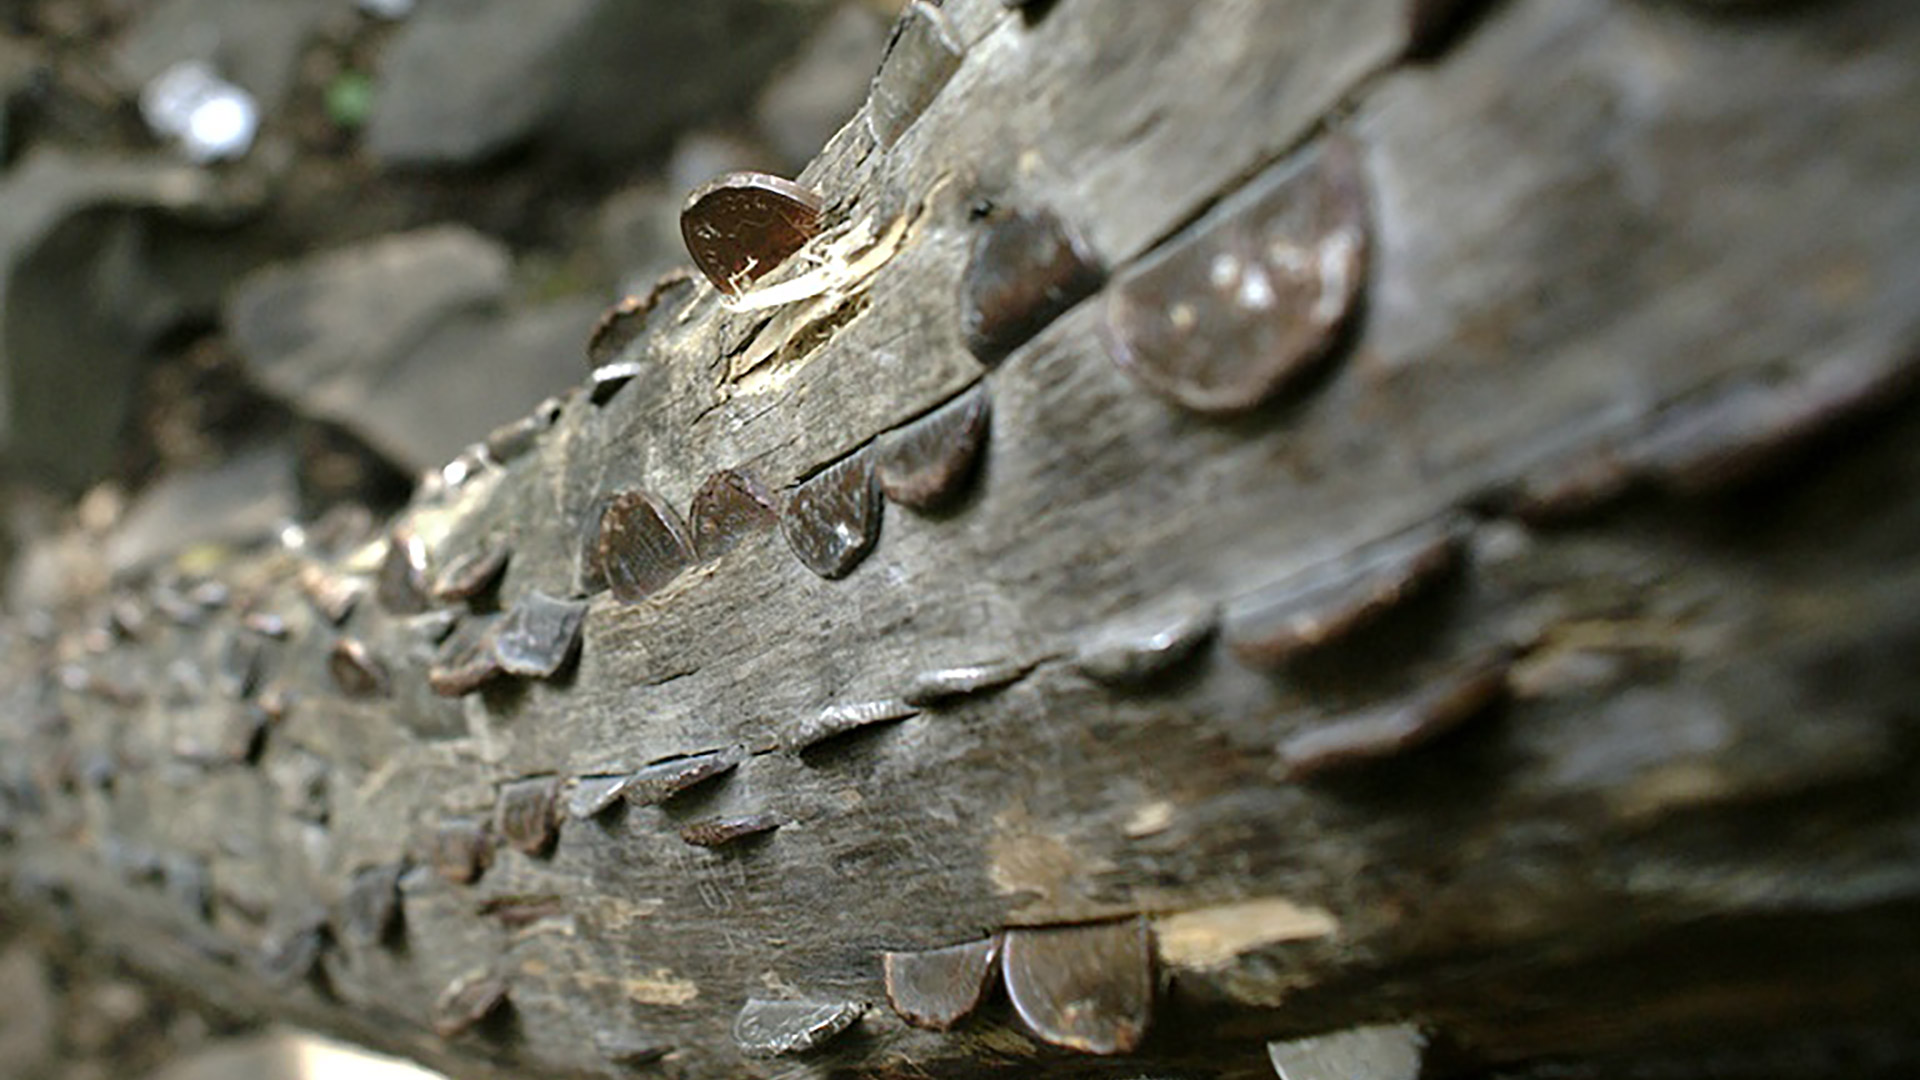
3,1,1919,1079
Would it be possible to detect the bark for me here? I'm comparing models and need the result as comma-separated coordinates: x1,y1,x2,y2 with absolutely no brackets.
5,1,1920,1078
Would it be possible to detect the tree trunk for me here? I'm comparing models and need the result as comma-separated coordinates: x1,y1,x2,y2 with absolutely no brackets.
5,1,1919,1078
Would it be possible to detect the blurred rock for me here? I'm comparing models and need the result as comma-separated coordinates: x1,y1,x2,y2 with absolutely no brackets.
112,0,337,111
104,444,298,576
366,0,820,168
0,36,35,167
0,943,56,1074
226,226,593,472
351,295,602,471
226,225,510,405
0,149,247,491
596,183,682,298
753,2,890,171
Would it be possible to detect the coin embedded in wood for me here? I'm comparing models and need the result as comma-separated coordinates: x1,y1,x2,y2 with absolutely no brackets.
1280,655,1510,779
587,268,695,369
299,565,365,625
781,450,882,580
427,615,504,697
1225,518,1461,669
429,817,493,885
867,0,962,148
680,812,784,849
495,776,563,857
789,699,920,753
432,541,510,604
492,591,587,679
1075,604,1218,687
1106,135,1369,414
681,172,825,296
876,383,991,510
328,637,390,699
598,490,695,604
433,969,510,1039
961,206,1105,366
596,1030,671,1068
883,934,1002,1030
903,659,1034,707
574,492,618,597
1002,919,1155,1054
624,745,747,807
376,526,430,614
258,911,329,987
567,773,634,819
688,469,779,562
733,997,864,1058
340,861,406,948
213,629,263,700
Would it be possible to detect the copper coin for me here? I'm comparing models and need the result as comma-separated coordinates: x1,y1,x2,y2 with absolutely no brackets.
681,172,825,296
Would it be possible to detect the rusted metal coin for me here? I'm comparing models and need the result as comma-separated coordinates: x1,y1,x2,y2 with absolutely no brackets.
429,817,493,886
427,615,505,697
867,1,962,148
1225,518,1462,669
432,541,510,603
883,934,1001,1030
781,450,882,580
598,490,694,604
1106,135,1369,414
876,383,991,510
1280,655,1510,779
587,268,695,369
298,565,365,625
680,812,784,849
495,776,564,857
625,746,747,808
492,591,587,679
688,469,779,562
1002,919,1155,1054
340,861,406,948
681,172,825,296
328,637,391,699
961,207,1105,366
433,969,510,1039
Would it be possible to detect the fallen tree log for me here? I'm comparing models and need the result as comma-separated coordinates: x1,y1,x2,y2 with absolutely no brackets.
4,0,1920,1077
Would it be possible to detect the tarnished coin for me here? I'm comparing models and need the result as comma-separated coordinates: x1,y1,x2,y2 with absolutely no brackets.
681,172,824,296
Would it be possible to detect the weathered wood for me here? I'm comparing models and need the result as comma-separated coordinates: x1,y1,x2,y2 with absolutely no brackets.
4,1,1920,1078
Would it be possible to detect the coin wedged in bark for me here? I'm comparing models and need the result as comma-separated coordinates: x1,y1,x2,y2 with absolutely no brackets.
884,934,1002,1030
1002,919,1155,1054
876,383,991,510
781,451,882,580
598,490,695,604
681,172,824,296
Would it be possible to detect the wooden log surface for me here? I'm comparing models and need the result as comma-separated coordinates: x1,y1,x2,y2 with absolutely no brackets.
4,0,1920,1077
